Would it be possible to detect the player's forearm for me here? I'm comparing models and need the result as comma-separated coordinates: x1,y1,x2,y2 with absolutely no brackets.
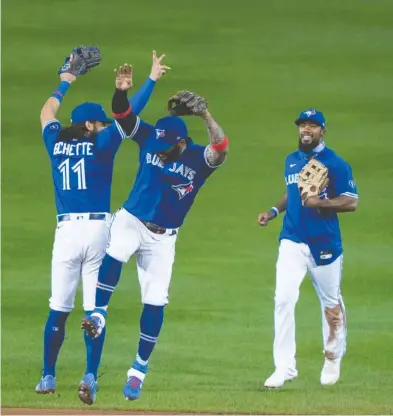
40,81,71,126
314,195,358,212
268,193,287,219
201,110,229,166
274,193,288,213
201,110,226,145
112,89,138,136
41,98,61,121
128,77,156,116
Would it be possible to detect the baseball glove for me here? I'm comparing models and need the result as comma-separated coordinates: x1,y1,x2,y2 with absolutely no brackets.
168,90,207,116
298,158,329,205
58,45,102,77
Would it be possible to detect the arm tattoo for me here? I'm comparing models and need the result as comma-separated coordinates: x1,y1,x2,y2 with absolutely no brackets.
205,145,227,166
203,112,225,144
202,111,228,166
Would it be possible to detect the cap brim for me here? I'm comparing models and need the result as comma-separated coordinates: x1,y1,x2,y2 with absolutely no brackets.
295,118,324,127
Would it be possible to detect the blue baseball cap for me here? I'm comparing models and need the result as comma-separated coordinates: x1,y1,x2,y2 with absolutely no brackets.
71,102,112,124
150,116,189,152
295,109,326,129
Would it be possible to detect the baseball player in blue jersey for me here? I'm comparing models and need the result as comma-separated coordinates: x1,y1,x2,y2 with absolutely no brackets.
79,89,229,403
258,109,358,388
35,47,169,398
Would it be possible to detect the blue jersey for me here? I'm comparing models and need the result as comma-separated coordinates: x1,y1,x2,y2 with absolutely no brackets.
279,144,358,265
123,118,221,228
43,119,127,215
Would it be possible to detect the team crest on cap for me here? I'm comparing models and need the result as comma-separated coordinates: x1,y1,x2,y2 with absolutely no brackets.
156,129,165,139
304,109,317,117
172,181,194,199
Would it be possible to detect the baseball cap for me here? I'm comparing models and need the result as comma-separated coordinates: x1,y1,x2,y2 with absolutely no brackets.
150,116,189,152
295,109,326,129
71,102,112,124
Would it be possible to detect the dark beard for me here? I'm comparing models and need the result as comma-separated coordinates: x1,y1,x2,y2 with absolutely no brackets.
164,149,182,163
159,144,185,163
298,138,320,153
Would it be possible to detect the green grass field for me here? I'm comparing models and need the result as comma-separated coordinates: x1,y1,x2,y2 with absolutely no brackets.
2,0,393,414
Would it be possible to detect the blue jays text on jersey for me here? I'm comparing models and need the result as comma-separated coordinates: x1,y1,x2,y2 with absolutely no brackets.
42,119,127,215
279,143,358,266
122,118,223,229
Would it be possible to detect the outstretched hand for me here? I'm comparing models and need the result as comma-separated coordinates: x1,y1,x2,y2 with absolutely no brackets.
150,50,171,81
115,63,133,91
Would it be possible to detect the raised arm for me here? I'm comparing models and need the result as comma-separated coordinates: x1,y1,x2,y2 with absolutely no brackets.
40,73,76,129
201,110,229,167
257,192,288,226
129,50,170,115
167,90,229,166
41,46,102,129
112,64,139,137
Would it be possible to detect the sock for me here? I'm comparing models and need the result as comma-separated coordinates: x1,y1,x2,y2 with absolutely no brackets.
84,311,107,379
43,309,70,377
136,304,164,364
95,254,123,309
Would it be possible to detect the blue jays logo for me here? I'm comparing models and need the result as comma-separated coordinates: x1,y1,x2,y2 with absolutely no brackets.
304,109,316,117
156,129,165,139
172,181,194,199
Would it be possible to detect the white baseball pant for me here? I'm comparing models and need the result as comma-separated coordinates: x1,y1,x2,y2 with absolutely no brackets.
49,213,112,312
106,208,177,306
273,238,347,371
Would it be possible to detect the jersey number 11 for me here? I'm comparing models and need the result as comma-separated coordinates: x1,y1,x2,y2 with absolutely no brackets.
58,158,87,190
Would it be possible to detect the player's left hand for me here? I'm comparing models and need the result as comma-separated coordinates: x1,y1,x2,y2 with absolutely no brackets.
60,72,77,83
115,63,133,91
150,50,171,81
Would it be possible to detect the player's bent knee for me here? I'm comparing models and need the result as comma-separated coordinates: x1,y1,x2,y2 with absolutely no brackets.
106,246,130,264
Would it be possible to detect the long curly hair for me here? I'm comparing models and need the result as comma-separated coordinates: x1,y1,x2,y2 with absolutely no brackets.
57,122,97,142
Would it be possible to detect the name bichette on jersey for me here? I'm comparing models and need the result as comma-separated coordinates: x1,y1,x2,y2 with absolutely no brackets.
53,141,94,157
146,152,196,181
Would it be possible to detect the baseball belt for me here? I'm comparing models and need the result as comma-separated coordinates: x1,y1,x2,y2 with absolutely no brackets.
141,220,177,236
57,213,107,223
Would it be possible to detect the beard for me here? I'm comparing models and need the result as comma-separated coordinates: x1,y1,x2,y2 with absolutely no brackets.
159,145,184,163
298,137,321,153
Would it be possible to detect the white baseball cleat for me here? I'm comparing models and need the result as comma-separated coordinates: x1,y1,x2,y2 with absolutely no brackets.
320,358,341,385
264,368,298,388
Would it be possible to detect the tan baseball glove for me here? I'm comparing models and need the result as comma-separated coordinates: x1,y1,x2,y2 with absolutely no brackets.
298,158,329,206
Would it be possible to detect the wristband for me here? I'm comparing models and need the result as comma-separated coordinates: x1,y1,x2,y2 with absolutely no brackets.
51,81,71,103
269,207,279,217
211,136,229,152
113,105,131,119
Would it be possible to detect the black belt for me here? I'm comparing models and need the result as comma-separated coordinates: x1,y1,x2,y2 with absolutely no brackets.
141,221,177,236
